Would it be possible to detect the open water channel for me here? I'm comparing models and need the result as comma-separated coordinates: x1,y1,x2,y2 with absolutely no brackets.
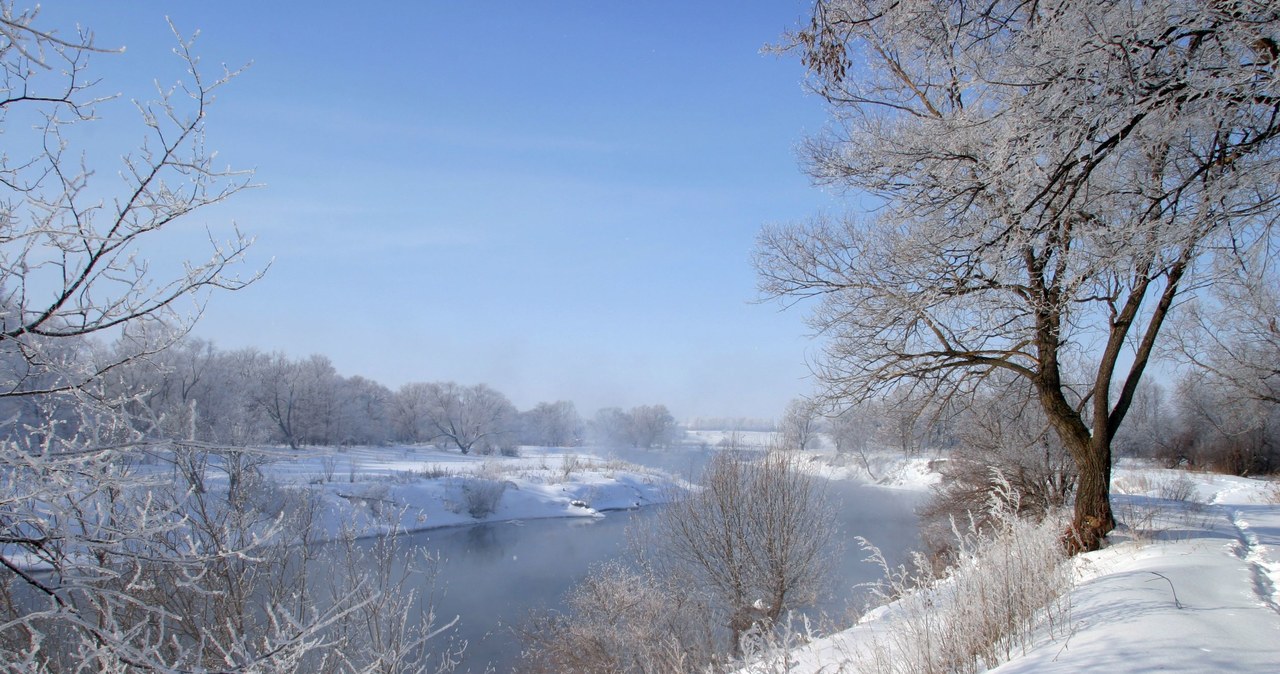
405,448,926,673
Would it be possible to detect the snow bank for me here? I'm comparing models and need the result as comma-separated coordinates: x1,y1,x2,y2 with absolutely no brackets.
740,466,1280,673
790,449,944,491
233,445,688,542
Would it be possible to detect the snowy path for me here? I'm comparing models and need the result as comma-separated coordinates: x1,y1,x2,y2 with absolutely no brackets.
992,500,1280,672
746,468,1280,673
1213,482,1280,617
991,472,1280,673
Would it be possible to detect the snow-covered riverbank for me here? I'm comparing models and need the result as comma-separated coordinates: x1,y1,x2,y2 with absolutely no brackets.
248,445,692,541
741,461,1280,673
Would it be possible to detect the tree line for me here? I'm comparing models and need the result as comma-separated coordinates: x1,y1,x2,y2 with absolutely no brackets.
2,336,682,453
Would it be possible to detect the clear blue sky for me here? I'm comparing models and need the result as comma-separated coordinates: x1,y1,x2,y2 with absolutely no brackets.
46,1,837,420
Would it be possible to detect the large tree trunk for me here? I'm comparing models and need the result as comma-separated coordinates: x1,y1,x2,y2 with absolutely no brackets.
1067,435,1116,553
1040,384,1115,554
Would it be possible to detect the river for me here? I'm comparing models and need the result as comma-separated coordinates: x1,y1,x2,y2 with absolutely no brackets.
408,448,926,673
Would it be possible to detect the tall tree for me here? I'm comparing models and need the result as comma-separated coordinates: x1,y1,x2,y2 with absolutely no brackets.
0,6,355,669
757,0,1280,550
519,400,584,447
421,382,517,455
780,397,821,450
628,404,679,449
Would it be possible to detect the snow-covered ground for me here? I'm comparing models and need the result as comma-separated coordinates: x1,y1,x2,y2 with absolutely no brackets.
683,430,945,491
180,444,691,544
741,461,1280,673
993,467,1280,673
791,449,945,491
265,445,690,539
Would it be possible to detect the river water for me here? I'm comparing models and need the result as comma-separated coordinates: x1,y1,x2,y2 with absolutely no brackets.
408,448,926,673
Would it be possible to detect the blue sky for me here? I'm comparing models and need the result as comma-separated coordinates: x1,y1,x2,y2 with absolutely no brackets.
46,1,838,420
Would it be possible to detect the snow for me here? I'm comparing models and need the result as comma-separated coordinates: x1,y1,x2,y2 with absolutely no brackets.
1,445,692,572
250,445,691,541
791,450,944,491
987,469,1280,673
681,432,946,492
741,463,1280,673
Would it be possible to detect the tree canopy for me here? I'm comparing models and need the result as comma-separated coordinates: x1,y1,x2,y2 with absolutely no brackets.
757,0,1280,550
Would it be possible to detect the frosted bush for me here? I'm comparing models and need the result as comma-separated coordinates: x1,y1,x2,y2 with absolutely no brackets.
462,477,508,518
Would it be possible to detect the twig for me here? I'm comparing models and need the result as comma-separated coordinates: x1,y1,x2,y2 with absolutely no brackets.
1145,571,1183,609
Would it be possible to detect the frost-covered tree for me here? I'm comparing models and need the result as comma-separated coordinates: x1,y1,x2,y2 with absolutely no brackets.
0,26,257,402
338,375,393,446
589,404,680,449
0,7,452,669
650,451,833,656
757,0,1280,551
1174,242,1280,406
392,381,437,444
1168,368,1280,474
779,397,820,450
628,404,680,448
829,404,871,455
248,351,308,449
420,381,518,455
589,407,633,447
519,400,584,447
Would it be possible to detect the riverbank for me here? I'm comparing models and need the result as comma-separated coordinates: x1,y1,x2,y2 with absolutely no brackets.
742,463,1280,673
682,429,947,491
250,445,693,541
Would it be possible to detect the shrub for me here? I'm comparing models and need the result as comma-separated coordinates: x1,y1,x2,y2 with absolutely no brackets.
520,561,718,674
560,453,584,479
650,451,834,656
461,478,508,518
919,383,1075,567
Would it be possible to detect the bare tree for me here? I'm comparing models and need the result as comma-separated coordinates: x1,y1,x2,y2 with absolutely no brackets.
921,378,1077,564
1174,242,1280,406
249,351,307,449
829,404,869,455
829,403,883,480
1167,369,1280,474
779,397,820,450
524,452,834,670
650,451,833,656
589,406,633,447
0,14,260,402
337,375,393,446
757,0,1280,551
0,7,458,670
518,400,584,447
392,381,437,444
1111,378,1174,459
420,382,517,455
629,403,679,448
588,404,679,448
